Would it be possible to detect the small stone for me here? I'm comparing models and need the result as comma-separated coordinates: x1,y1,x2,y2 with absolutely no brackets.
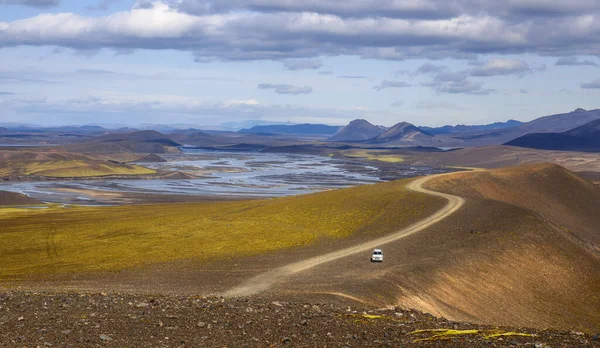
245,307,254,313
17,317,24,321
281,337,292,344
394,312,404,318
99,334,112,341
534,343,543,348
61,330,71,335
197,321,206,328
300,320,308,326
135,302,149,308
271,301,284,307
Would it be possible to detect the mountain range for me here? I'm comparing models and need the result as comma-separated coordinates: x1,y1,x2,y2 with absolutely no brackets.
506,118,600,152
326,108,600,150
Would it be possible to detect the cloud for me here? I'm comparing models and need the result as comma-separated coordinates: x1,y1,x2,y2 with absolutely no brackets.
0,93,385,125
390,101,404,107
257,83,313,95
163,0,600,20
1,1,600,62
85,0,118,11
556,56,599,67
580,79,600,89
0,0,59,7
374,80,411,91
283,59,323,71
420,67,491,95
414,63,447,75
519,88,528,94
0,91,16,95
339,76,369,79
427,79,493,95
470,58,530,76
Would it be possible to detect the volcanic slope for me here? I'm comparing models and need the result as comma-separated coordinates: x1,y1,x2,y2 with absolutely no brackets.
0,191,42,206
328,119,385,142
267,164,600,333
0,178,445,292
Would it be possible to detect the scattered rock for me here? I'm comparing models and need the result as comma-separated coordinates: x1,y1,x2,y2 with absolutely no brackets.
281,337,292,344
99,334,112,341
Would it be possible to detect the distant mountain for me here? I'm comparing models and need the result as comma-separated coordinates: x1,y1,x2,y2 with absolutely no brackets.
369,122,437,145
421,120,523,135
448,108,600,147
62,130,181,153
240,124,341,135
328,119,385,142
0,127,7,133
505,118,600,152
219,120,292,131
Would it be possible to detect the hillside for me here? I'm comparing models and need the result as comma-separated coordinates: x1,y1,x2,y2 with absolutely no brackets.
0,150,157,179
369,122,437,145
450,108,600,146
269,164,600,333
0,191,42,206
62,130,181,154
328,119,385,142
1,292,591,347
240,124,341,135
506,118,600,152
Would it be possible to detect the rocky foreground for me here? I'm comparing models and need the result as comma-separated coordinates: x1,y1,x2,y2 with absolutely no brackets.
0,292,597,347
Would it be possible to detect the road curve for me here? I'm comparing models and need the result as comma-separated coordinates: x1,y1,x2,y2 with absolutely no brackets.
223,173,465,298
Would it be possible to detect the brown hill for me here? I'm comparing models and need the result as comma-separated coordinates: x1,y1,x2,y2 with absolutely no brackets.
268,164,600,333
368,122,437,145
328,119,385,142
0,191,42,206
134,153,167,163
62,130,181,154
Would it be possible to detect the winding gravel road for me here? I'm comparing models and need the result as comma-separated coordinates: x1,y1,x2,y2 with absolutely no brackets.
224,173,465,297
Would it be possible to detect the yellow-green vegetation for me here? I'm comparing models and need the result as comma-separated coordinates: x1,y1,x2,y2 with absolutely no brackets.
0,178,444,280
1,160,155,178
410,329,534,342
337,149,404,163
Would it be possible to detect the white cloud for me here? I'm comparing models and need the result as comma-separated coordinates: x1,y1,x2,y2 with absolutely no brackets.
0,1,599,62
470,58,530,76
257,83,313,95
283,59,323,70
374,80,411,91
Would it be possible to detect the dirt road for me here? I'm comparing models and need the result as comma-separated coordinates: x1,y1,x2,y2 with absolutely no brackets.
223,173,465,297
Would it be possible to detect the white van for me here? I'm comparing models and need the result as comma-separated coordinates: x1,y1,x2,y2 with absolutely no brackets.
370,249,383,262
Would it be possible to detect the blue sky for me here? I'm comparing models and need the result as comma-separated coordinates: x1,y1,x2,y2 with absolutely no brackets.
1,0,599,128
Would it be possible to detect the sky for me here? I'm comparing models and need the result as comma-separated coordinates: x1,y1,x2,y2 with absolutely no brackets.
0,0,599,128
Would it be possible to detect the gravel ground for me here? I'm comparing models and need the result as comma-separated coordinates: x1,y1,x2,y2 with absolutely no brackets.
1,291,598,347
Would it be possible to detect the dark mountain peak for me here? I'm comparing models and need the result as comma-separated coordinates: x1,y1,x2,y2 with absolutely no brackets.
328,119,385,142
574,108,587,113
348,119,373,126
